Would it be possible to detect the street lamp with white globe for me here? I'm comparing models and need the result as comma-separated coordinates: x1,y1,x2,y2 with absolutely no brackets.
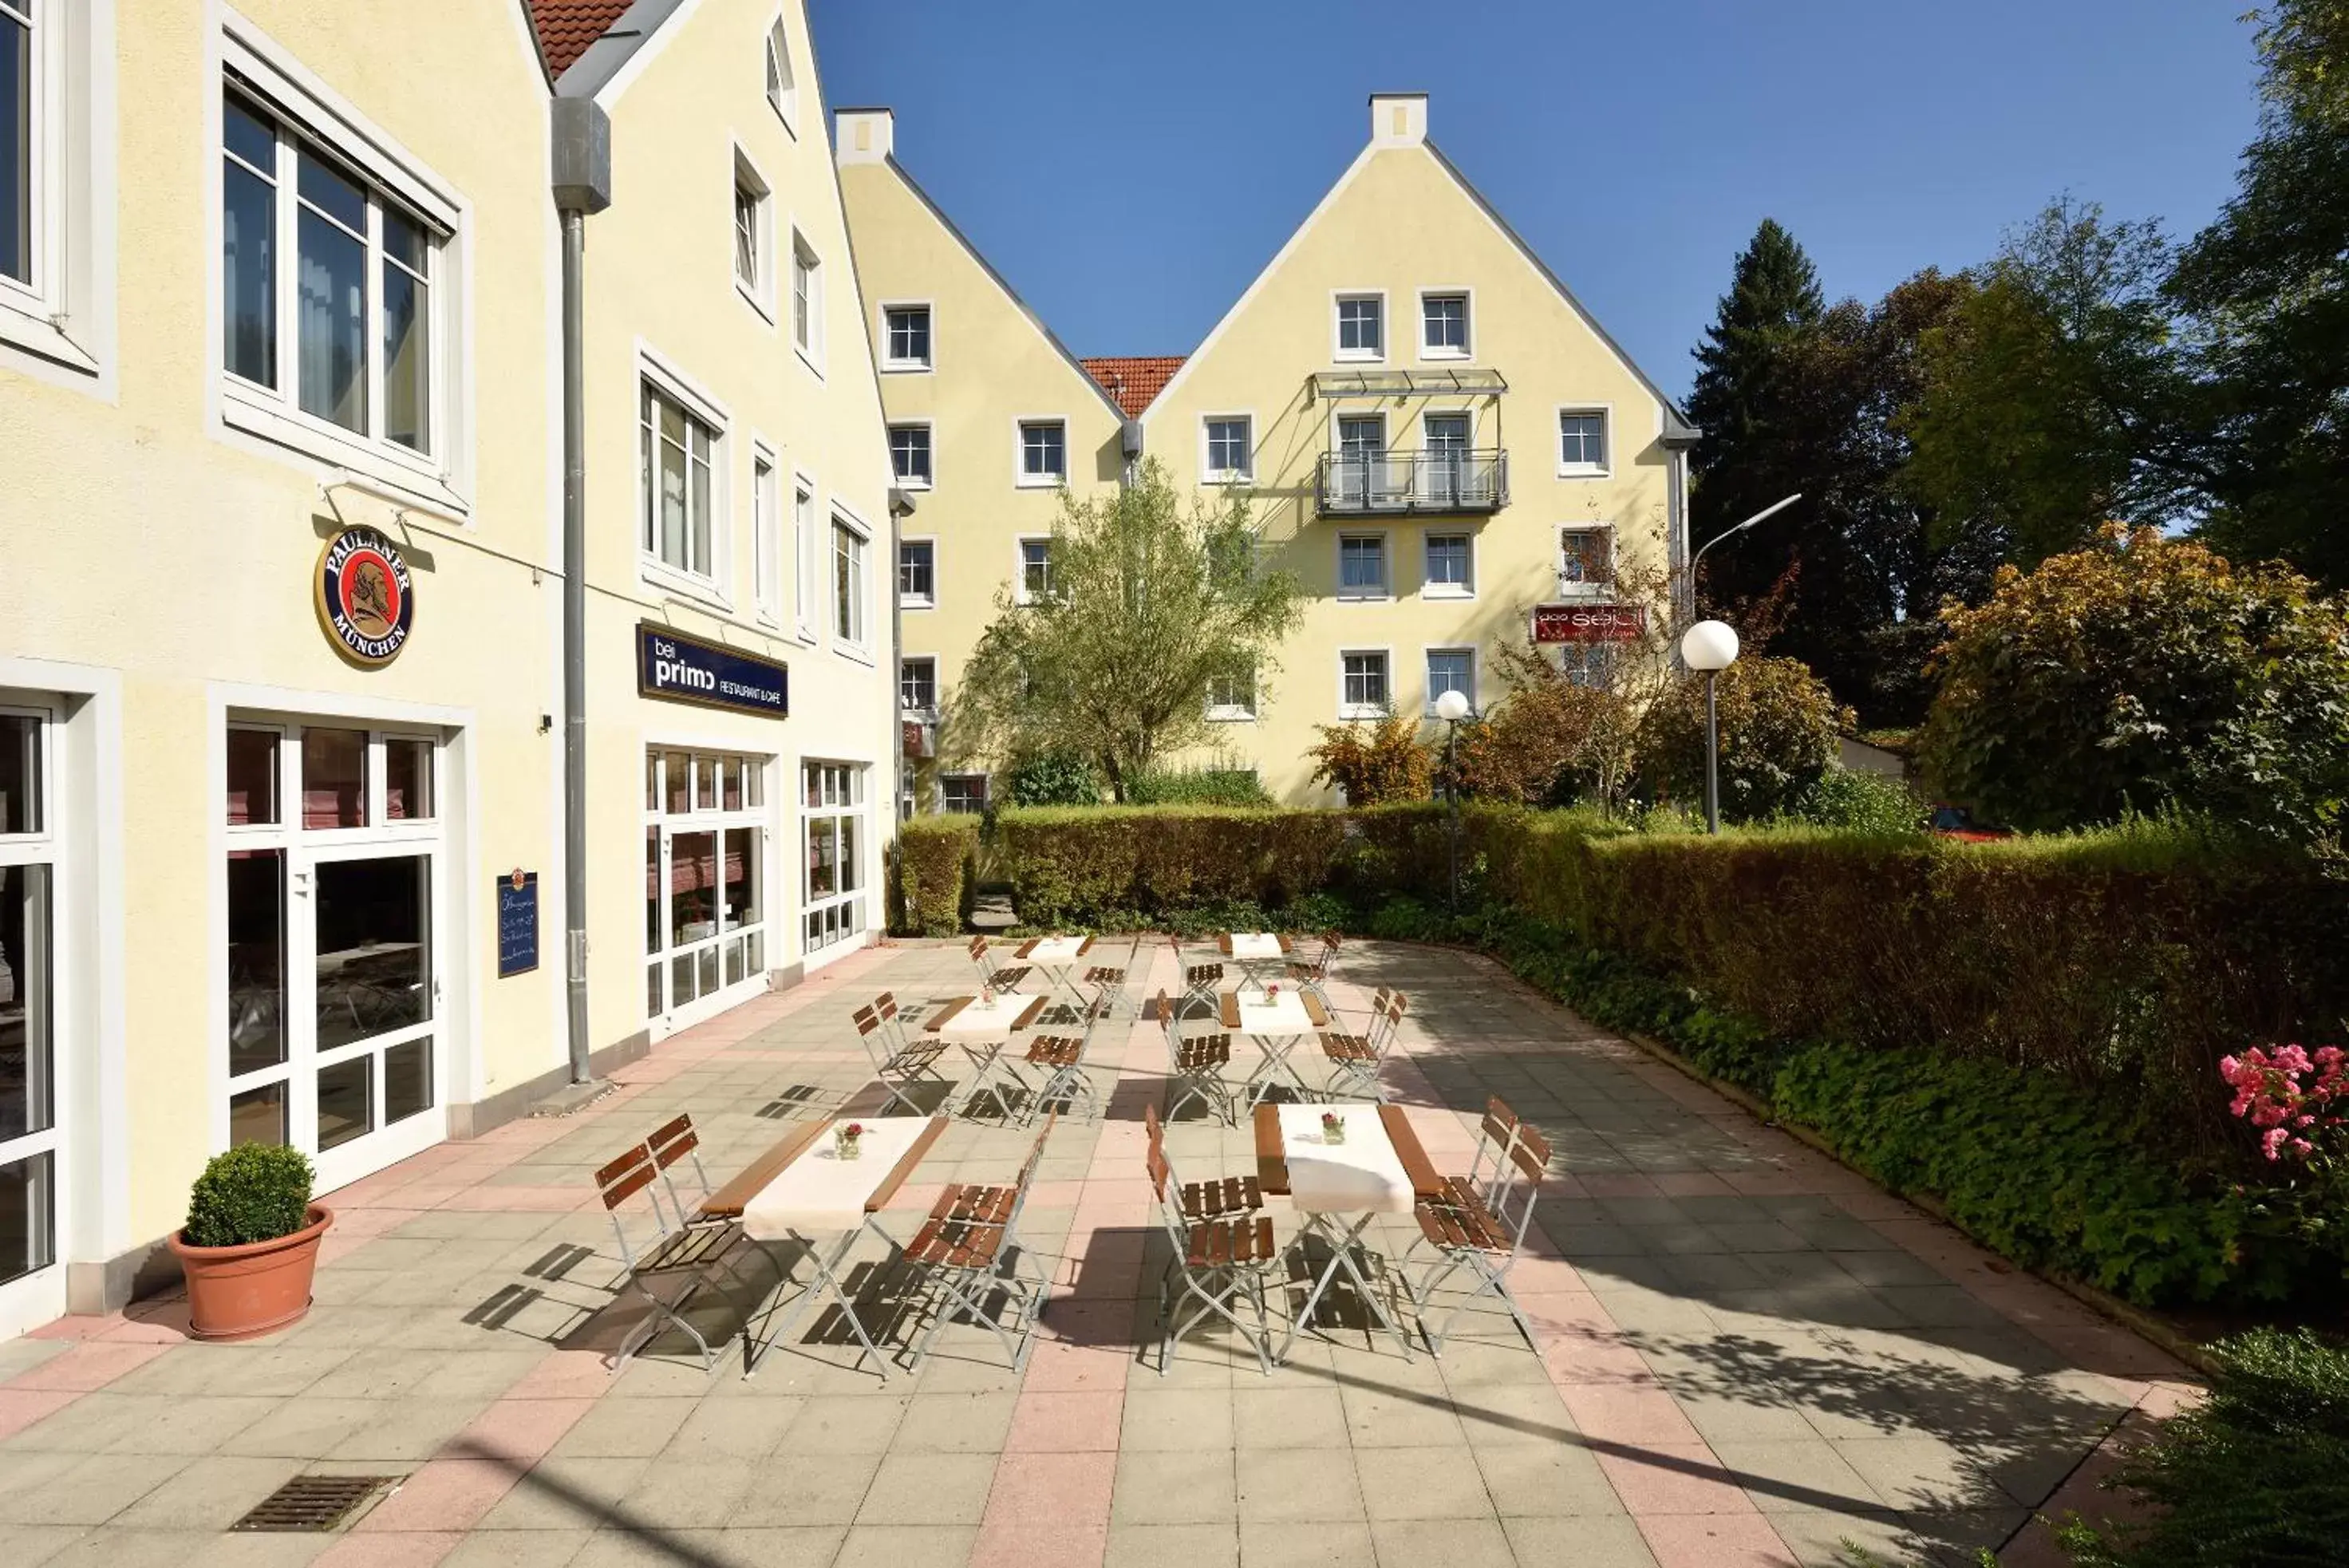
1679,620,1740,834
1435,686,1473,914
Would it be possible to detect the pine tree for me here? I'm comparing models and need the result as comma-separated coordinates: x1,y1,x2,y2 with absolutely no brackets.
1687,219,1826,498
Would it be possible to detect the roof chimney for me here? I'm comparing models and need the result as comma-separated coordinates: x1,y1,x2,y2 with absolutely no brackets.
1369,93,1427,148
835,106,894,166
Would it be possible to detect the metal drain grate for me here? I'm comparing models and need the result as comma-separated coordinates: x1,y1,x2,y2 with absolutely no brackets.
232,1473,399,1532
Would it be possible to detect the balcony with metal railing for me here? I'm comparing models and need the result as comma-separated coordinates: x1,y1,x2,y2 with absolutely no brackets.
1314,449,1509,517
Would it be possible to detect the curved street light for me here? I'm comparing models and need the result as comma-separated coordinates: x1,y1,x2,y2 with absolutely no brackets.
1688,492,1802,607
1680,620,1741,835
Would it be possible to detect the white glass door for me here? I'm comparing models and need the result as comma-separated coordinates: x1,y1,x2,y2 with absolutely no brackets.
0,703,61,1334
802,760,867,957
643,748,768,1033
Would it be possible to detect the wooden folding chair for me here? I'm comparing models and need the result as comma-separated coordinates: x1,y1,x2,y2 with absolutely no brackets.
1399,1096,1550,1355
854,993,953,1114
901,1116,1056,1372
1145,1108,1278,1376
1008,993,1111,1127
592,1141,770,1372
1167,934,1225,1018
1155,987,1236,1124
968,935,1032,993
1285,931,1343,1009
1317,987,1409,1101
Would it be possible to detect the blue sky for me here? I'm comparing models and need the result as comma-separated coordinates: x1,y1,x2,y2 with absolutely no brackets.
811,2,2264,402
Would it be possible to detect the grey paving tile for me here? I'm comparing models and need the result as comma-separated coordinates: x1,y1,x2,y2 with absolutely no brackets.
1108,1523,1240,1568
1499,1516,1660,1567
831,1524,977,1568
1238,1520,1376,1568
1368,1517,1514,1568
1113,1448,1237,1524
727,1451,883,1527
853,1452,997,1525
1234,1448,1364,1523
1471,1443,1623,1516
1354,1444,1493,1521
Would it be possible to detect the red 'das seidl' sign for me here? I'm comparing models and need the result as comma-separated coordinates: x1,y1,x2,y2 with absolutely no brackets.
1531,603,1648,643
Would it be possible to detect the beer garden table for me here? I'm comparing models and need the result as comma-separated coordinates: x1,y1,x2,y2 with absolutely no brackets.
1253,1101,1444,1362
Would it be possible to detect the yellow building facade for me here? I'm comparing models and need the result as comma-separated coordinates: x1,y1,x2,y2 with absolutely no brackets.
0,0,893,1336
842,94,1694,806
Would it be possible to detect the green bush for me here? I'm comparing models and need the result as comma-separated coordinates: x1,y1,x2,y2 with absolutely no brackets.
994,805,1352,928
1005,750,1099,807
1636,655,1852,822
2058,1329,2349,1566
184,1143,314,1248
1780,768,1925,832
894,816,978,937
1124,767,1273,807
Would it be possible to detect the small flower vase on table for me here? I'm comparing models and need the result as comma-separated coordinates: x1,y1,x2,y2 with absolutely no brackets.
835,1123,864,1161
1321,1111,1345,1146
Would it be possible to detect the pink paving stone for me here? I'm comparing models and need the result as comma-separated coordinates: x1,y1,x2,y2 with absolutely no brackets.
885,1181,949,1212
1514,1291,1613,1336
1636,1511,1799,1567
314,1533,464,1568
26,1312,113,1341
1559,1386,1701,1445
1005,1390,1126,1452
503,1349,618,1400
984,1450,1119,1524
1025,1181,1087,1211
1578,1173,1666,1198
1542,1336,1658,1388
0,1387,79,1440
5,1339,169,1391
1649,1171,1739,1198
969,1519,1108,1568
451,1397,597,1465
1024,1344,1133,1394
1719,1169,1814,1196
354,1459,519,1534
1596,1444,1759,1516
104,1300,191,1341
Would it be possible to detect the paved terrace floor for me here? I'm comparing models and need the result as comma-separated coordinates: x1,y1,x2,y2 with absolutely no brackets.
0,939,2193,1568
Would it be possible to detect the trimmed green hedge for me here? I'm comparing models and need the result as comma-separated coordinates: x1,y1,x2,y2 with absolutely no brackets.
894,815,979,938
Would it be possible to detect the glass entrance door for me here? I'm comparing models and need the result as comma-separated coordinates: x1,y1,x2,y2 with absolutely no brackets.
0,704,60,1333
643,748,768,1032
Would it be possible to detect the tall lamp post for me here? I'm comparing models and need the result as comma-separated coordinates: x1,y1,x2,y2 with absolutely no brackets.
1435,687,1472,914
1684,492,1802,620
1679,621,1740,834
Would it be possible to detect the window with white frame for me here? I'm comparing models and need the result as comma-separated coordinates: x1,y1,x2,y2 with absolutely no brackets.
898,538,935,607
790,231,820,360
803,761,867,953
1,705,59,1297
1558,524,1615,594
764,16,797,130
1204,416,1251,481
1558,409,1609,475
1206,661,1256,721
899,656,938,713
732,154,769,309
1018,420,1065,485
832,515,867,646
1559,642,1616,689
1340,651,1391,718
751,454,779,618
2,0,35,290
888,423,932,488
1017,537,1052,602
882,303,930,369
221,83,449,465
792,479,816,638
940,774,989,816
1335,293,1383,360
1425,649,1475,716
643,748,769,1020
1421,291,1469,357
2,0,107,375
1337,533,1388,598
640,380,719,583
1423,531,1473,597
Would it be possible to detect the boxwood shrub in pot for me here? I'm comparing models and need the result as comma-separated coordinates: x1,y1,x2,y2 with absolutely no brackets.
170,1143,332,1340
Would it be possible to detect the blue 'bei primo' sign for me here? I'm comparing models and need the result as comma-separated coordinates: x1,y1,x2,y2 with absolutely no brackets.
637,624,789,717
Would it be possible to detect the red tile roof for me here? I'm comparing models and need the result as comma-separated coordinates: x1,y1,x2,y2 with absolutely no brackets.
1080,356,1185,418
529,1,635,78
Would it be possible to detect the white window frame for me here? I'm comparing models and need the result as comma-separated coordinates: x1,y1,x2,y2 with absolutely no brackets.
899,654,939,717
789,225,823,373
636,350,732,606
0,0,111,388
211,25,472,516
801,760,871,958
1201,412,1254,484
1336,531,1391,602
888,420,934,490
1332,290,1386,363
1418,286,1473,361
642,745,774,1033
763,14,798,136
1206,662,1257,723
1422,530,1475,600
1014,535,1053,605
791,471,819,643
732,146,773,321
1337,649,1393,721
831,505,872,659
1015,417,1068,488
878,298,933,373
898,535,937,610
0,699,62,1332
1423,646,1478,717
1556,404,1612,478
749,440,780,624
1557,522,1617,600
938,772,990,816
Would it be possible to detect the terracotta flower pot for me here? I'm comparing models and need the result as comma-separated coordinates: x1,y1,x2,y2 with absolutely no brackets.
169,1204,334,1341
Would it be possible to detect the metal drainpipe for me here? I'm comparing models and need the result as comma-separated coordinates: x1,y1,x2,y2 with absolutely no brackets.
551,99,610,1085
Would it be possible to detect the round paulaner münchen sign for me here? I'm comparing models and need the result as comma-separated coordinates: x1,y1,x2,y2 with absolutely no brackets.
314,526,415,667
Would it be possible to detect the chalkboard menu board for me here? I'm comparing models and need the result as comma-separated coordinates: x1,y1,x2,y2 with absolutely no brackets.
497,871,539,978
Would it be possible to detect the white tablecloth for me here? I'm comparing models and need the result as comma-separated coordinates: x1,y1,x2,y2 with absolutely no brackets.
739,1116,933,1240
1025,936,1088,965
1234,993,1315,1036
934,994,1035,1037
1277,1104,1414,1215
1228,932,1285,962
